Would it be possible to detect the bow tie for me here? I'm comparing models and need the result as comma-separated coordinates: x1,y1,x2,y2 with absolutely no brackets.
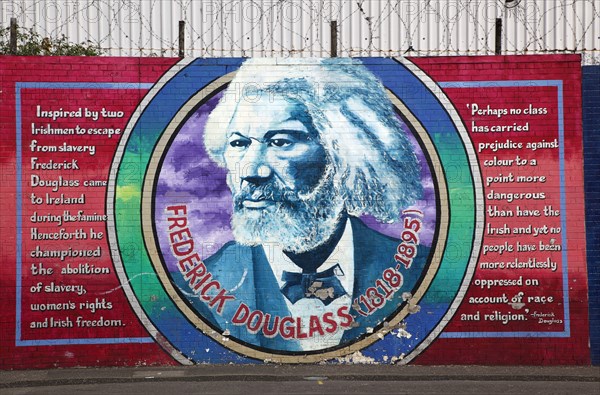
280,264,346,306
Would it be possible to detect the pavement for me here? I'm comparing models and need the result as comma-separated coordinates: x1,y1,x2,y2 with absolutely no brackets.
1,364,599,394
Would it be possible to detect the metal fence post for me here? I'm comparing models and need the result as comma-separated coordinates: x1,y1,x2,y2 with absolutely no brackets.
179,20,185,57
495,18,502,55
10,18,18,54
330,20,338,57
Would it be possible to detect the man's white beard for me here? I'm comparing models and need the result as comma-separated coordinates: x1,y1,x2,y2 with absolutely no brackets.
228,169,345,254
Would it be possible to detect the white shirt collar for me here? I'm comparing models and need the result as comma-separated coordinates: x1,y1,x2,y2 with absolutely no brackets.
264,219,355,298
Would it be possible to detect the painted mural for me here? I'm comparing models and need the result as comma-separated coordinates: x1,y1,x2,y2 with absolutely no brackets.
145,58,449,360
0,55,592,368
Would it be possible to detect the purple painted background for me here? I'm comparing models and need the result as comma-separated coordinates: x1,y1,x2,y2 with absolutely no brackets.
155,92,437,272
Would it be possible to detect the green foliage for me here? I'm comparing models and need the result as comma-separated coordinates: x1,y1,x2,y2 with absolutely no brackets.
0,25,102,56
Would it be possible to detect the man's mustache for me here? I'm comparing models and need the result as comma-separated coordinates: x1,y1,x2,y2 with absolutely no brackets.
232,181,301,208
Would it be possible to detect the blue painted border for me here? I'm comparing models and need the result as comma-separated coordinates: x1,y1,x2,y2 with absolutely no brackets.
15,82,155,347
438,80,570,339
582,66,600,365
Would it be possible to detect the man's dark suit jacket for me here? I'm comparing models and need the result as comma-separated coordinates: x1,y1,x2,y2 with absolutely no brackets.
173,217,429,352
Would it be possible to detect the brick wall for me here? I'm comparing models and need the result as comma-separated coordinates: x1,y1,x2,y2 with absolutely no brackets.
0,55,593,369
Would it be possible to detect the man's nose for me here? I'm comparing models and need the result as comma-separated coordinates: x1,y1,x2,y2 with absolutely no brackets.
239,143,273,184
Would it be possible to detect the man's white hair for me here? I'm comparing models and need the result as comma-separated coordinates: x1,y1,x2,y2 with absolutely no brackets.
204,58,422,223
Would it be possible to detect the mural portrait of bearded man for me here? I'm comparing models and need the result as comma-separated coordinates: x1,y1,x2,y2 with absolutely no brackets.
182,58,429,352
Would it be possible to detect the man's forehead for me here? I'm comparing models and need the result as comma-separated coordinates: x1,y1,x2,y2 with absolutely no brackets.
225,97,315,136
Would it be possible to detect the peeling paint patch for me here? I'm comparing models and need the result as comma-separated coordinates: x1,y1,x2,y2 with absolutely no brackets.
402,292,421,314
336,351,377,364
390,353,405,364
408,304,421,314
395,328,412,339
393,321,412,339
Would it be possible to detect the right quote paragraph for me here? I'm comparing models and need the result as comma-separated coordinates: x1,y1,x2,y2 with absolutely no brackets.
451,86,564,332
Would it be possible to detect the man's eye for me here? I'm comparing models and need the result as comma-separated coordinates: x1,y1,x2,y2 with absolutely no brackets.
229,139,250,148
269,139,292,148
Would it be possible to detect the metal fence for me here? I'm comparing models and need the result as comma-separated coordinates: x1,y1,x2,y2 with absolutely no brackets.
1,0,599,63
